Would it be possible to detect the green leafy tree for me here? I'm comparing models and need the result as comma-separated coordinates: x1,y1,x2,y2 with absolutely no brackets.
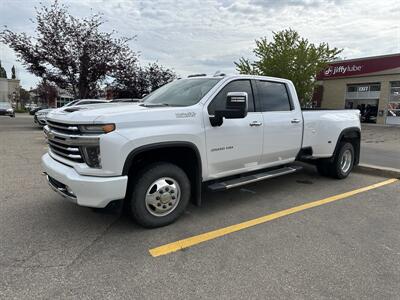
112,62,176,98
19,87,31,107
36,80,58,106
1,0,138,99
235,29,342,106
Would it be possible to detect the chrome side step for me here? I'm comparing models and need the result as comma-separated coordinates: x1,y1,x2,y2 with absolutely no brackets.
208,166,302,191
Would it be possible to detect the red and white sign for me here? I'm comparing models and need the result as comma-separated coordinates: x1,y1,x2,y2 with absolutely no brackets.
318,54,400,80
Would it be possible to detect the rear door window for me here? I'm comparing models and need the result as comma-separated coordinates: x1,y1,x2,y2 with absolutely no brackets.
256,81,292,112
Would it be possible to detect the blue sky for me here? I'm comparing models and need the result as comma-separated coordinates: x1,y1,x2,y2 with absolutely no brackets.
0,0,399,89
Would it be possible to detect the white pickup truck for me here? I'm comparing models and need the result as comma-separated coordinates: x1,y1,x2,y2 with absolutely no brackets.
42,75,361,227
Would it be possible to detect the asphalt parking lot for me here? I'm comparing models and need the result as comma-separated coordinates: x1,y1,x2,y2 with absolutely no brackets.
1,114,400,299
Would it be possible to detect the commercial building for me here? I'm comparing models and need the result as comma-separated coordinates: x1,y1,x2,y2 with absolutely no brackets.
29,87,74,108
314,53,400,125
0,61,20,105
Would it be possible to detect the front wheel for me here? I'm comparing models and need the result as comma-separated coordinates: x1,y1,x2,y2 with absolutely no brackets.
129,162,191,228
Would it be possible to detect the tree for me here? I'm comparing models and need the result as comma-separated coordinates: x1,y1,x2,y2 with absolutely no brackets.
112,62,176,98
19,87,31,106
36,80,58,106
146,63,176,92
235,29,342,106
1,0,138,99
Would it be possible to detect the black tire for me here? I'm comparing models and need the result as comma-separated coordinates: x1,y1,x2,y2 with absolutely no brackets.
317,142,355,179
330,142,355,179
129,162,191,228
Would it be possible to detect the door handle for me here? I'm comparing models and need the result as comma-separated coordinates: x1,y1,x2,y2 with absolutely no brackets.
291,119,301,124
249,121,263,127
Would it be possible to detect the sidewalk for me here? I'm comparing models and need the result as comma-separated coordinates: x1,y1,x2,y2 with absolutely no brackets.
360,124,400,169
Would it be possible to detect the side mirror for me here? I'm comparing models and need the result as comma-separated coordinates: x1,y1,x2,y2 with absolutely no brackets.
210,92,248,126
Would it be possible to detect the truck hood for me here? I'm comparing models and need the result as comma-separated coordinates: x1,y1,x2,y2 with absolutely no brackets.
47,103,144,123
46,103,199,125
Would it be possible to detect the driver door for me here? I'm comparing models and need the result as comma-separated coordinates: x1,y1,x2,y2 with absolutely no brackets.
204,79,264,179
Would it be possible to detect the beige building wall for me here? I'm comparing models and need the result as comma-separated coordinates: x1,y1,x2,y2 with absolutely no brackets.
0,78,8,101
320,73,400,124
0,78,20,103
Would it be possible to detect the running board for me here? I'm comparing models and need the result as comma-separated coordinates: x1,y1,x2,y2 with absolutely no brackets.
208,166,302,191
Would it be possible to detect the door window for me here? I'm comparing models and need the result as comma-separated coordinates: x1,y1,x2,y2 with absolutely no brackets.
208,80,254,115
256,81,292,112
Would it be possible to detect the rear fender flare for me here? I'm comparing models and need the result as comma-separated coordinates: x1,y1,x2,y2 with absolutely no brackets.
331,127,361,165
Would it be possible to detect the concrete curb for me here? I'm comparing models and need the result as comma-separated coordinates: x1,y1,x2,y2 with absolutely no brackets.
354,164,400,178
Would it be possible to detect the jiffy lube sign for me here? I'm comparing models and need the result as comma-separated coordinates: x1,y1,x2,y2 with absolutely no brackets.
324,64,363,76
318,54,400,80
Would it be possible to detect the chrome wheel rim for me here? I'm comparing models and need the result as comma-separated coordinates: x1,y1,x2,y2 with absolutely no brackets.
145,177,181,217
340,149,352,174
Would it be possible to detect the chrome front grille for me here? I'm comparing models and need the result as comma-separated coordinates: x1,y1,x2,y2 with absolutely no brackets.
47,120,80,134
44,121,100,164
47,139,83,162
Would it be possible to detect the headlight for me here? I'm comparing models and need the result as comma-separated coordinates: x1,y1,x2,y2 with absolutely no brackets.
7,108,13,112
79,124,115,134
78,124,115,168
81,146,101,168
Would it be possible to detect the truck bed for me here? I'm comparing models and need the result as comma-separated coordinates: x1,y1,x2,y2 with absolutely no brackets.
301,109,360,158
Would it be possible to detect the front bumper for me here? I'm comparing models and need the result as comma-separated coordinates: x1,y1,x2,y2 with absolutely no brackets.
42,153,128,208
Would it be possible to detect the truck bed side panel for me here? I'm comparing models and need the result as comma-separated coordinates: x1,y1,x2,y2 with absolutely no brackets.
302,110,360,158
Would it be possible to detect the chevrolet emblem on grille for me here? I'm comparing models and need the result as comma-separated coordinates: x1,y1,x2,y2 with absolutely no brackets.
47,131,55,139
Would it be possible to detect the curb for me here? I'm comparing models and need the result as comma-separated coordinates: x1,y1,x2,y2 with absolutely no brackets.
362,124,400,128
354,164,400,179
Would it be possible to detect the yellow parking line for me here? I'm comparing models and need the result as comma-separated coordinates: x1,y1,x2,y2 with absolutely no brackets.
149,178,399,257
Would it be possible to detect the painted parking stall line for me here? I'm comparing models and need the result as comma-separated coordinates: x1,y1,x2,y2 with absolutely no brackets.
149,178,399,257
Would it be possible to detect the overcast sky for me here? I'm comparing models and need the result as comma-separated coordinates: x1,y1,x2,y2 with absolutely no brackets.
0,0,399,89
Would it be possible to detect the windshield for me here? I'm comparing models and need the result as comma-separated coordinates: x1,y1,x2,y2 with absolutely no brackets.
143,78,221,106
0,102,11,109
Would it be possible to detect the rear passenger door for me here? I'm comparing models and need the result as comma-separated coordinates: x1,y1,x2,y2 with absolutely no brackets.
255,80,303,166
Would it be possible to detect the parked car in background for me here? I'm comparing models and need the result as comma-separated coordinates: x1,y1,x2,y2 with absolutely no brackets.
34,108,54,126
30,105,47,115
34,99,109,127
0,102,15,117
34,101,78,126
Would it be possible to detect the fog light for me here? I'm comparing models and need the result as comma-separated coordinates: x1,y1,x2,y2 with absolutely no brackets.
66,186,75,196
